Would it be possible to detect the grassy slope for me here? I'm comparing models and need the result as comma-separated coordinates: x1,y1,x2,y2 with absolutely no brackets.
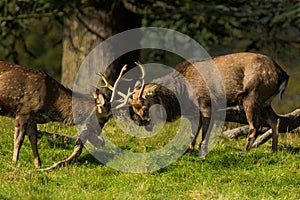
0,116,299,200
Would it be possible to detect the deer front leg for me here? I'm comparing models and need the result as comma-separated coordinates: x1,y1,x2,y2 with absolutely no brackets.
13,116,28,165
36,137,84,172
189,133,199,154
79,124,105,148
188,117,202,154
199,116,211,158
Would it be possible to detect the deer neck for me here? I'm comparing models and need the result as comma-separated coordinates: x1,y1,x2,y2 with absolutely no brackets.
55,87,95,126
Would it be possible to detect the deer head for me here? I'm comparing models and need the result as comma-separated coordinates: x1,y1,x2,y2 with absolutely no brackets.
129,84,160,126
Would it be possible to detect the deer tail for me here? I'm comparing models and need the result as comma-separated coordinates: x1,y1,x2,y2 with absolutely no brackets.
278,72,289,99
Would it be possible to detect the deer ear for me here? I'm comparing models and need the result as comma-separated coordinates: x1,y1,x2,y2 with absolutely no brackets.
144,85,160,98
96,94,106,106
92,88,100,99
92,92,98,99
93,93,106,113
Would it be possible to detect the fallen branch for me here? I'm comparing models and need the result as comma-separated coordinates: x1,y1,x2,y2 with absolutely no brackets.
36,137,83,172
36,128,105,172
252,129,273,148
223,108,300,147
223,126,269,139
224,108,300,132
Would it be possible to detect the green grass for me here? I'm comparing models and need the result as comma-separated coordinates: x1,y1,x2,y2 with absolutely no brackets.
0,116,299,199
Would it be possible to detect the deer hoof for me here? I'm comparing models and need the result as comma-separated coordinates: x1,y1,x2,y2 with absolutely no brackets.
244,137,256,151
33,157,41,168
199,145,208,159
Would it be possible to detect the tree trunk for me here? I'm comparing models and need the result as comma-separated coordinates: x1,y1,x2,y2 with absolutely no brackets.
61,3,141,89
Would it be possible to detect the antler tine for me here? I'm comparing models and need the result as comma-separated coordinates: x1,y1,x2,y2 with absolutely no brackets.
110,64,127,103
96,72,114,91
114,87,135,109
134,61,145,101
112,62,145,109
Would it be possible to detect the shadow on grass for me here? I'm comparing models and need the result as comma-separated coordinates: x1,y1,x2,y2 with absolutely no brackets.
77,153,104,166
40,136,76,150
40,136,300,171
76,149,121,167
280,144,300,154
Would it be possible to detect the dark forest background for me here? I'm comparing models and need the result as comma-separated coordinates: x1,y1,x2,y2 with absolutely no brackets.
0,0,299,112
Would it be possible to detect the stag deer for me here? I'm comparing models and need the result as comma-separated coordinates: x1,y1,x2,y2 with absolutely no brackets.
129,53,289,157
0,61,129,168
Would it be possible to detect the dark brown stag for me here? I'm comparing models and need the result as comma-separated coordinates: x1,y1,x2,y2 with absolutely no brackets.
129,53,289,157
0,61,128,168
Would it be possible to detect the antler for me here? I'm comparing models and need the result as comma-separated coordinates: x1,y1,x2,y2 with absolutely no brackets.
113,62,146,109
110,64,127,103
134,61,145,101
97,64,128,103
114,87,135,109
97,73,114,91
97,62,145,109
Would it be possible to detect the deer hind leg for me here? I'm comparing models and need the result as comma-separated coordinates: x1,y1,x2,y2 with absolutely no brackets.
13,115,28,165
27,123,41,167
261,105,280,152
243,99,260,151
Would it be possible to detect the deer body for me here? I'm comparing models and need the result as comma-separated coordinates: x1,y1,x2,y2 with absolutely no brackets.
130,53,289,156
0,61,110,167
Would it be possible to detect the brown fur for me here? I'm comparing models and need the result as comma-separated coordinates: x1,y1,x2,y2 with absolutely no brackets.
130,52,289,156
0,61,111,167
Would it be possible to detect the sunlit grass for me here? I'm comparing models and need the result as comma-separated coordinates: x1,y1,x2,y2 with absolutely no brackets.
0,116,299,199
